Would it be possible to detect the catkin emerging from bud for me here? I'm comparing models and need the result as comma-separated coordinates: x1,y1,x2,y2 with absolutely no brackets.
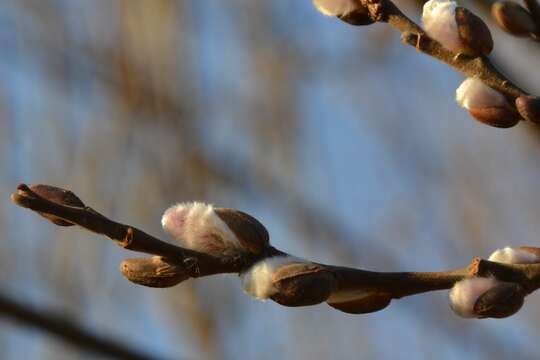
449,277,498,318
161,202,269,258
456,78,518,128
241,256,335,306
488,246,540,264
423,0,493,56
312,0,373,26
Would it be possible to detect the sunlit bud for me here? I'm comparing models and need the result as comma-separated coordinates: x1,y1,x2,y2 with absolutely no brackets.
312,0,374,26
161,203,269,258
271,262,336,306
30,184,85,226
492,1,537,37
120,256,188,288
423,0,493,56
449,277,498,318
327,290,391,314
488,246,540,264
473,282,525,318
516,95,540,125
456,78,519,128
241,256,335,306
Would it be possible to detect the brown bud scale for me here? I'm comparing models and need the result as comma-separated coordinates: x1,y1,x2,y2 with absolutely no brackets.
455,7,493,57
468,106,519,128
492,2,537,37
30,184,85,226
473,282,525,318
270,263,336,307
120,256,188,288
215,208,270,254
516,96,540,125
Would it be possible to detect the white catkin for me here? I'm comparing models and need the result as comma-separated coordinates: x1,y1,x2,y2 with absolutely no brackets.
422,0,462,53
161,202,245,257
448,277,498,318
488,247,538,264
241,256,308,299
312,0,358,16
456,78,507,110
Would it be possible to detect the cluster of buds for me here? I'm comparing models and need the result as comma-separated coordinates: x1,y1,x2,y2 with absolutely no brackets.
449,246,540,319
455,78,519,128
312,0,374,26
492,1,538,38
161,202,270,259
422,0,493,57
241,256,336,306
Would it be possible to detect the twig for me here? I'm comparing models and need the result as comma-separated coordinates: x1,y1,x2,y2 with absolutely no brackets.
0,291,164,360
10,183,540,315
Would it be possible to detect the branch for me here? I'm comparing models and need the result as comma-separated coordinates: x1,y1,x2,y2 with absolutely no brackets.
10,183,540,318
319,0,540,128
359,0,525,98
0,291,163,360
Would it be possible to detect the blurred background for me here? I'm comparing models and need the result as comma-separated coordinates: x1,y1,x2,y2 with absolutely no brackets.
1,0,540,359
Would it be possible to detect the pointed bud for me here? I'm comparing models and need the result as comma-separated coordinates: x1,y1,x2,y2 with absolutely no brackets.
161,202,269,258
312,0,374,26
473,282,525,318
516,95,540,125
327,290,391,314
30,184,85,226
492,2,537,37
456,78,519,128
423,1,493,57
449,277,498,318
120,256,188,288
488,246,540,264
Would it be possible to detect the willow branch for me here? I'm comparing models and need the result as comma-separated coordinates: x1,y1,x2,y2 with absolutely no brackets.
359,0,527,99
11,183,540,317
0,291,162,360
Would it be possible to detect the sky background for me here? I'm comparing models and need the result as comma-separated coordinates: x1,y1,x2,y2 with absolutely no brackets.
2,1,540,359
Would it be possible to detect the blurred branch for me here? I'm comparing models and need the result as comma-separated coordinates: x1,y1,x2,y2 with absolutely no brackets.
11,183,540,318
0,291,163,360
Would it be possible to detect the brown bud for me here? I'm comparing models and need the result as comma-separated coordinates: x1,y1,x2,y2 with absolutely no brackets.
30,184,85,226
473,282,525,318
270,263,335,307
338,7,374,26
215,208,269,254
468,106,520,128
492,2,537,37
455,7,494,56
516,95,540,125
120,256,189,288
327,291,391,314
